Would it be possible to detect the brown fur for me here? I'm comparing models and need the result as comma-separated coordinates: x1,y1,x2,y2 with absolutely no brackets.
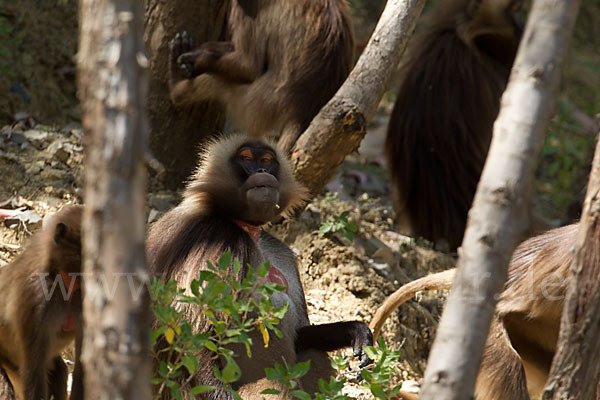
168,0,354,152
385,0,522,250
148,134,372,399
0,205,84,400
371,224,579,400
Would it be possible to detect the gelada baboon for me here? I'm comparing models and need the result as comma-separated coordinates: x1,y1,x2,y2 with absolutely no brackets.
0,205,84,400
371,223,582,400
168,0,355,153
385,0,524,250
147,134,372,399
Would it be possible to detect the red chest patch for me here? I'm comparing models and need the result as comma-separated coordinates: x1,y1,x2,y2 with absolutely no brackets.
267,265,288,291
234,219,288,292
234,219,260,242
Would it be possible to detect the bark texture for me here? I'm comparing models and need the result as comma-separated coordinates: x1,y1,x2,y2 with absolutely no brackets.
78,0,152,398
418,0,581,398
144,0,228,188
290,0,427,197
541,131,600,400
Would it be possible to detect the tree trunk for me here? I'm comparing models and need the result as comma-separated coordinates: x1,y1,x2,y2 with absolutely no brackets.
78,0,152,398
541,129,600,399
290,0,427,197
144,0,228,188
418,0,581,398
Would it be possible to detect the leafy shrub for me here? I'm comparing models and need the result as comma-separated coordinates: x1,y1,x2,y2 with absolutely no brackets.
151,250,289,399
151,251,402,399
320,210,358,242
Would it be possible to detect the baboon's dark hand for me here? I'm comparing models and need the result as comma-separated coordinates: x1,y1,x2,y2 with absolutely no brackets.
352,323,374,368
177,52,196,78
170,31,194,78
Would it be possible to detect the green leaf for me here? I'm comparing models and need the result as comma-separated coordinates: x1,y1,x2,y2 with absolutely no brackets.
291,390,312,400
231,390,243,400
265,366,284,380
190,279,200,296
190,385,218,395
257,260,269,278
320,223,332,233
364,346,379,360
198,270,217,283
166,379,179,388
317,378,329,393
205,341,218,352
158,361,169,377
181,356,198,375
219,250,232,271
343,230,354,242
291,360,311,379
346,222,358,233
261,388,282,395
360,368,373,382
233,258,241,275
368,383,386,398
221,357,241,383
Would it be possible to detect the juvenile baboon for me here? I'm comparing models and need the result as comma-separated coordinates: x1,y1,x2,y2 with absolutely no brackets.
0,205,84,400
371,224,581,400
385,0,524,250
147,134,372,399
168,0,355,152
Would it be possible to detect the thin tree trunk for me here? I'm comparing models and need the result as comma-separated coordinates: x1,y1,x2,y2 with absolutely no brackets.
290,0,427,197
144,0,228,188
418,0,581,398
541,129,600,400
78,0,152,398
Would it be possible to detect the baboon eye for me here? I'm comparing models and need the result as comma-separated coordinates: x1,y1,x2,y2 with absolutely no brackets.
261,153,273,165
239,149,253,161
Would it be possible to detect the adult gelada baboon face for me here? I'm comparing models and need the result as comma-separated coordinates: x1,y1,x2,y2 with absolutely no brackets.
232,140,282,224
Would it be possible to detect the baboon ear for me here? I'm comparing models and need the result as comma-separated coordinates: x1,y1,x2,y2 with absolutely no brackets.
54,222,68,244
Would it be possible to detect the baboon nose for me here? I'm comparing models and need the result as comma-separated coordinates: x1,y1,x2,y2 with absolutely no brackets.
257,168,267,173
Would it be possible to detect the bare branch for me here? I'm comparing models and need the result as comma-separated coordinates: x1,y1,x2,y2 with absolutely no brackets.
78,0,152,397
290,0,427,197
419,0,582,398
541,129,600,399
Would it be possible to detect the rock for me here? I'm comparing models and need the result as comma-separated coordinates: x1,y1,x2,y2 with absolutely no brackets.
368,259,393,280
25,162,44,175
354,236,390,258
4,210,42,231
9,131,26,145
39,169,74,188
46,140,71,163
23,129,50,147
61,122,83,140
400,380,420,394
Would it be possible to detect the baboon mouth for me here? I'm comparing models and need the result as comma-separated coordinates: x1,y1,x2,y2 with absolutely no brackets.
245,173,279,191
